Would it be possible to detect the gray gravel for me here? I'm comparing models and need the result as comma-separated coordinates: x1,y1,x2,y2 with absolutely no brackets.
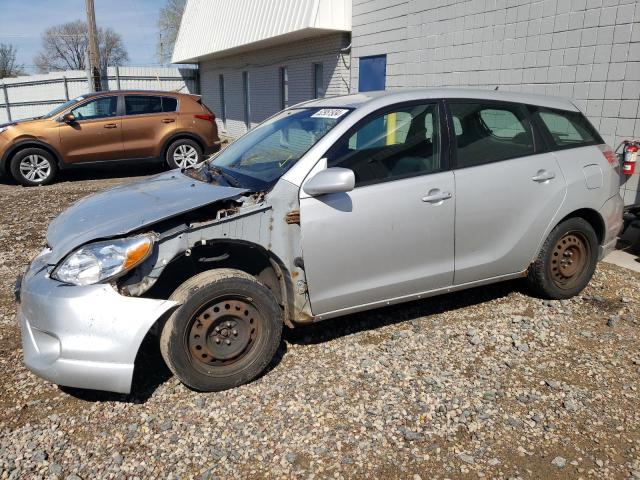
1,170,640,479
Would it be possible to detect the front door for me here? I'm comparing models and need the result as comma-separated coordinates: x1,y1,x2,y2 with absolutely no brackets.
447,100,567,285
59,95,123,163
300,101,455,315
120,95,177,159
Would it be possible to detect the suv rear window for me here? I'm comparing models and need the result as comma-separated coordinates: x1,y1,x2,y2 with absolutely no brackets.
125,96,161,115
534,108,602,149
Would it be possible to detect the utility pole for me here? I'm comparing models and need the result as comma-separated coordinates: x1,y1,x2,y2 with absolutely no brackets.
85,0,101,91
159,32,164,67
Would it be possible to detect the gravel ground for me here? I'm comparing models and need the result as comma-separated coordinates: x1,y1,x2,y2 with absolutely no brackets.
1,167,639,479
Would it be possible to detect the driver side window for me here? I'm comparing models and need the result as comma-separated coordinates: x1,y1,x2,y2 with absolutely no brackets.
328,103,441,186
71,96,118,121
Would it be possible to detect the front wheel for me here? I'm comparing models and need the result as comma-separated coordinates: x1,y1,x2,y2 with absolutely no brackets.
527,217,598,299
160,269,283,392
10,148,58,186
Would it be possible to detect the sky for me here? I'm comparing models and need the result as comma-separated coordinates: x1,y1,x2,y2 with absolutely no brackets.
0,0,164,73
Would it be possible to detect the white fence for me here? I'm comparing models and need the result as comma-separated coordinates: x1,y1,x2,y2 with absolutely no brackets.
0,66,199,123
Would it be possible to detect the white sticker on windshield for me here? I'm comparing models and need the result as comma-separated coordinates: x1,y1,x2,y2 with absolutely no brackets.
311,108,349,119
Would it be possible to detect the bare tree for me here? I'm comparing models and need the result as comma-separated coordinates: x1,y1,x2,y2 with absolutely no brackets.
0,44,25,78
34,20,129,73
158,0,187,64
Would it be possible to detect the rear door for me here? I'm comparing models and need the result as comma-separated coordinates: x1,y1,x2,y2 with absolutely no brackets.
120,95,177,159
58,95,123,163
448,99,567,285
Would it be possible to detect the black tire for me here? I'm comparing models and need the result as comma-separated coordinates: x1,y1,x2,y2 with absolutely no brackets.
160,268,283,392
527,217,598,299
166,138,203,169
10,148,58,186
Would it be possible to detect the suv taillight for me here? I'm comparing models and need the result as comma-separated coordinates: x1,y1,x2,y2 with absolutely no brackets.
194,114,215,122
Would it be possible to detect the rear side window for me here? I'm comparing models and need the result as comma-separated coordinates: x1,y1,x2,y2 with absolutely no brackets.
535,108,601,149
328,102,441,186
125,96,163,115
162,97,178,112
449,101,534,168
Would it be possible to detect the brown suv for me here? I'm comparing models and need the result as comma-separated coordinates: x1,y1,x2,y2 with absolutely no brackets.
0,90,220,186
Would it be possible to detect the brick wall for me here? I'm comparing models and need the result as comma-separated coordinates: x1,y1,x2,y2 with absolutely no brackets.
200,33,351,139
351,0,640,147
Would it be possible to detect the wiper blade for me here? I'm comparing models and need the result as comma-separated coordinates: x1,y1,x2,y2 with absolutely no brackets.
209,166,243,187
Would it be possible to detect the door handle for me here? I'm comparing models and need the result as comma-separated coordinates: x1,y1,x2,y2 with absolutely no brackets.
422,190,452,203
103,123,117,129
161,118,175,123
532,170,555,183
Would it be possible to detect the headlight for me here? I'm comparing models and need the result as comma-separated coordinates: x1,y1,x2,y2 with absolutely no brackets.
52,235,154,286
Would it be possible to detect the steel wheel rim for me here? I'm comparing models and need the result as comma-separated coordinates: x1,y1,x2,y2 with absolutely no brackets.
187,298,262,372
173,145,198,168
19,155,51,183
550,231,590,289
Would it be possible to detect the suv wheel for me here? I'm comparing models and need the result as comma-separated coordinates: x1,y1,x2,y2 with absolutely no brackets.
166,139,202,169
10,148,58,186
160,269,283,392
527,217,598,299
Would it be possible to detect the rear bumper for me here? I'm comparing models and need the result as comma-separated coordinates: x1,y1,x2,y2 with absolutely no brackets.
18,261,177,394
599,194,624,260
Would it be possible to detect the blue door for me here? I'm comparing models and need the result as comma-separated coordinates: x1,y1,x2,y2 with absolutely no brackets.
359,55,387,92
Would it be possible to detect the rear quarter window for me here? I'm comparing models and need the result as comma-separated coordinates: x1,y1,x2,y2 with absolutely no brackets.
162,97,178,112
535,109,602,149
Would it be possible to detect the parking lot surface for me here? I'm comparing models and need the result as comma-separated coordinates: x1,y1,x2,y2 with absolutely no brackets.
0,168,639,479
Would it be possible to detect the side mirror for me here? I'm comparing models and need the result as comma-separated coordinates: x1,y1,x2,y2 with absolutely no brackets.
303,167,355,196
61,112,76,123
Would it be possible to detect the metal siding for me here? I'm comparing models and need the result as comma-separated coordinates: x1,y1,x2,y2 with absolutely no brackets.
0,67,197,122
172,0,351,63
199,32,351,139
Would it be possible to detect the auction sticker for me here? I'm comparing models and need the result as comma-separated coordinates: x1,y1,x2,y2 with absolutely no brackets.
311,108,349,119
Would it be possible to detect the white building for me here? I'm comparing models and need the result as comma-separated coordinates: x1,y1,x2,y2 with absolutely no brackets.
174,0,640,150
172,0,352,138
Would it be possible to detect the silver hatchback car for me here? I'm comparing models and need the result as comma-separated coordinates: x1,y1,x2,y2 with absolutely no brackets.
17,89,623,394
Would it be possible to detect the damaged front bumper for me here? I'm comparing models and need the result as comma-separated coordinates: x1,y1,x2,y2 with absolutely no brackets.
18,259,177,394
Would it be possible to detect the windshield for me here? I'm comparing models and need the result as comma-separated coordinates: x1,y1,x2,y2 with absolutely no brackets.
43,96,87,118
210,107,350,186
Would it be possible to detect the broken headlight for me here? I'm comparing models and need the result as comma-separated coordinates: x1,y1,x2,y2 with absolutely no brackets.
51,235,154,286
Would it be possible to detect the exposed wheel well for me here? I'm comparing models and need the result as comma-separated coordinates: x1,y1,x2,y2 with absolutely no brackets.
558,208,605,245
142,240,295,327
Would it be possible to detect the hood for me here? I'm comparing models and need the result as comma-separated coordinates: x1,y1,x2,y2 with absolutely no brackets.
46,170,248,263
0,117,45,129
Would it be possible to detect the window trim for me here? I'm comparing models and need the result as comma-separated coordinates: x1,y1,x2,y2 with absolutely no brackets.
444,98,542,170
66,95,121,123
323,99,450,188
528,105,604,152
122,94,179,117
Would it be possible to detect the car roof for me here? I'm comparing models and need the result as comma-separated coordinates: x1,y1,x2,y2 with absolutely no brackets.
81,89,193,98
298,88,579,112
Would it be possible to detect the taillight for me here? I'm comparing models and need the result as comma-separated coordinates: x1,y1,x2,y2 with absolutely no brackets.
194,114,215,122
599,145,620,174
622,142,639,175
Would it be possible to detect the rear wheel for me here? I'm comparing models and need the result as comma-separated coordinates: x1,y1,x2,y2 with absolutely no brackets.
10,148,58,186
166,139,202,169
527,217,598,299
160,269,282,392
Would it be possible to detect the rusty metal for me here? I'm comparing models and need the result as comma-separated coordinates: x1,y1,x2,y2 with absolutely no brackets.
285,209,300,225
188,298,261,368
550,232,589,289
